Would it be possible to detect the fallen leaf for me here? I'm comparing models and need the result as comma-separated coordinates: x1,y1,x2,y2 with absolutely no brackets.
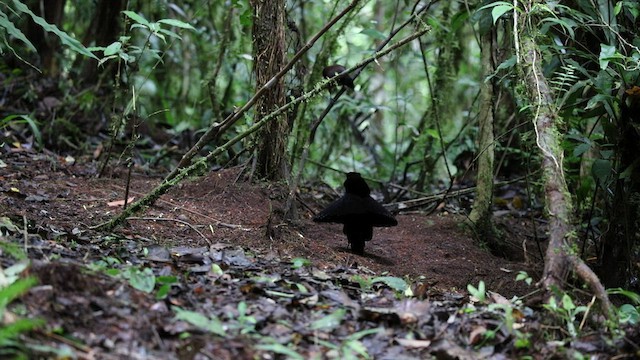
107,197,135,207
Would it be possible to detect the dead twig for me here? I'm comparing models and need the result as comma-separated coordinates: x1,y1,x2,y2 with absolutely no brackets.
126,217,212,245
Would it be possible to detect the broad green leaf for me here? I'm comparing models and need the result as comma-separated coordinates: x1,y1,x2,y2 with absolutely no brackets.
614,1,623,15
310,308,346,330
104,41,122,56
157,275,178,284
173,307,226,336
599,44,616,70
123,11,151,27
291,257,310,269
625,2,639,20
561,294,575,311
540,17,575,39
371,276,408,292
591,159,612,183
157,18,196,30
618,304,639,324
156,283,171,299
572,142,590,157
491,5,513,25
128,267,155,293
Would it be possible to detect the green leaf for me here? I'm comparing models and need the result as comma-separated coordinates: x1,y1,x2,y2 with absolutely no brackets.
540,17,575,39
614,1,623,15
591,159,612,183
599,44,616,70
128,267,156,293
157,28,182,40
371,276,408,292
0,277,37,307
104,41,122,56
490,5,513,25
343,339,369,358
291,257,310,269
618,304,639,324
451,10,470,32
561,294,575,311
0,317,44,346
173,306,226,336
255,343,304,360
467,281,486,301
211,263,224,275
0,11,36,52
573,143,590,157
12,0,97,59
360,28,387,40
347,328,381,340
607,288,640,305
157,18,196,30
157,275,178,284
310,308,346,330
156,283,171,299
123,10,151,27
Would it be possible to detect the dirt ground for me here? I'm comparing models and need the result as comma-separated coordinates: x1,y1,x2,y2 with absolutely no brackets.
6,150,640,359
1,150,537,297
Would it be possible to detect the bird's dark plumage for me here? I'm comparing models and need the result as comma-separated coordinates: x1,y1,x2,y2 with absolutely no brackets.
322,64,355,89
313,172,397,254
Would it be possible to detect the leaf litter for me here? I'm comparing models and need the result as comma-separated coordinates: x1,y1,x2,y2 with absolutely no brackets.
0,151,639,358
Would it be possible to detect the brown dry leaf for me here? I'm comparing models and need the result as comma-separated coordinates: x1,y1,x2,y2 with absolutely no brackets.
107,197,135,207
469,325,487,345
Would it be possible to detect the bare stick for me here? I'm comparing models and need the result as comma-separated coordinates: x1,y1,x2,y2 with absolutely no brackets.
126,217,212,245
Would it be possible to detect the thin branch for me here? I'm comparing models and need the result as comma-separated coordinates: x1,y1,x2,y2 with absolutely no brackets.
126,217,212,245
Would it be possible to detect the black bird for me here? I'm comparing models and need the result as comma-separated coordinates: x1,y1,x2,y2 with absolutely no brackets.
322,64,355,90
313,172,397,254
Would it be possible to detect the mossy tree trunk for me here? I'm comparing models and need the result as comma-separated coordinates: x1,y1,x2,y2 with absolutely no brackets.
251,0,288,180
518,34,612,315
469,27,497,249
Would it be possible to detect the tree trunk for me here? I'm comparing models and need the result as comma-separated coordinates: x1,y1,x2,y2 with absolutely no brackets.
469,27,496,249
599,87,640,288
251,0,288,180
79,0,125,84
25,0,66,76
518,34,612,316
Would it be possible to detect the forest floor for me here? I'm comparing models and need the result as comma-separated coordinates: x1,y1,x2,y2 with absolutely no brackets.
1,149,638,359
